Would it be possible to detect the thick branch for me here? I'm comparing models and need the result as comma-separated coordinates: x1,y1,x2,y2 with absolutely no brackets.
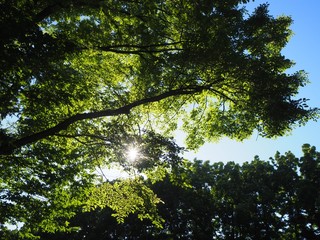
33,2,63,23
33,0,102,23
1,86,207,155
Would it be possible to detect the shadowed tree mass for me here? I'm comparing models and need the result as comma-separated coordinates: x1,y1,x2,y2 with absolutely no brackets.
33,144,320,240
0,0,318,238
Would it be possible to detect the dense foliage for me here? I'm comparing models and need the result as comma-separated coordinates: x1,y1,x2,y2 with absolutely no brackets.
0,0,318,237
36,144,320,240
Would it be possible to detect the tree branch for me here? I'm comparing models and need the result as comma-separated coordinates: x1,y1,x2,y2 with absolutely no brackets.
33,2,63,23
1,86,207,155
33,0,102,23
93,42,183,54
53,133,112,145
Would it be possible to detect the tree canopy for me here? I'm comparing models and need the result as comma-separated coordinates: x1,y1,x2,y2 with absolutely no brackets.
0,0,318,237
1,0,318,152
31,144,320,240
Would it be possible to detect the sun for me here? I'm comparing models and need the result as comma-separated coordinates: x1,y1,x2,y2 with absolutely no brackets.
126,146,139,162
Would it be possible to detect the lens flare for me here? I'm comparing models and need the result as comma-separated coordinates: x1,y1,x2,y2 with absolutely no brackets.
127,146,139,162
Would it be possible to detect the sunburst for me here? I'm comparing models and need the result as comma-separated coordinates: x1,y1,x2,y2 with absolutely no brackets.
126,146,139,162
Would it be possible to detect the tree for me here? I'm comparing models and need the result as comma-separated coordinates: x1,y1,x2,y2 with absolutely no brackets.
0,0,318,237
36,145,320,239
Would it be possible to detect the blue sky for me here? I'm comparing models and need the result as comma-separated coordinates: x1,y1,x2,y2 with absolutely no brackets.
177,0,320,163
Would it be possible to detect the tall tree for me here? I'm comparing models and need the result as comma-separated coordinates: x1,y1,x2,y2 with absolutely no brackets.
36,145,320,240
0,0,318,237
